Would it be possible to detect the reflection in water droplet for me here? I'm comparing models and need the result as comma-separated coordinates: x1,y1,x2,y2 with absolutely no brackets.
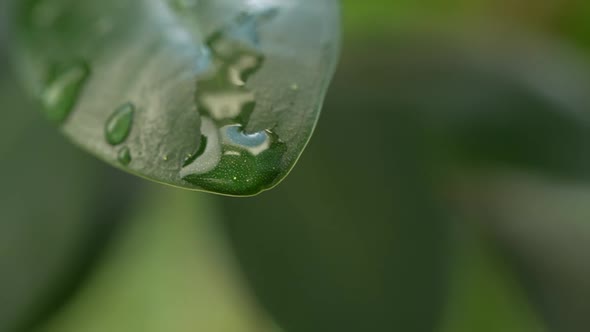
181,118,286,196
181,9,287,195
105,103,135,146
118,147,132,166
224,125,269,152
41,62,90,124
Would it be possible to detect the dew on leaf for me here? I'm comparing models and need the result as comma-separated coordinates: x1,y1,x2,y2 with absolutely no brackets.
105,102,135,146
181,117,286,196
41,62,90,124
117,147,132,166
180,9,287,195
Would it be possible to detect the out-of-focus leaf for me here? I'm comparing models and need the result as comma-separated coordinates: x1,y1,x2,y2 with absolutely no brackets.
452,171,590,332
0,66,133,332
220,37,590,332
375,36,590,182
439,222,547,332
220,45,451,332
36,186,279,332
10,0,340,196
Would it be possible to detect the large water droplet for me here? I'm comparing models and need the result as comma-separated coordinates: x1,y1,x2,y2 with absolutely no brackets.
118,147,132,166
181,118,286,196
181,9,287,195
41,62,90,124
180,10,286,195
105,102,135,146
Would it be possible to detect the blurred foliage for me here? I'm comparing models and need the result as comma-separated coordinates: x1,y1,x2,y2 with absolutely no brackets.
440,222,546,332
0,64,134,332
2,1,590,332
220,35,590,331
35,186,278,332
453,171,590,332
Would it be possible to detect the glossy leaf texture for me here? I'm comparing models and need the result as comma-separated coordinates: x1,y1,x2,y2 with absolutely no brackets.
10,0,341,196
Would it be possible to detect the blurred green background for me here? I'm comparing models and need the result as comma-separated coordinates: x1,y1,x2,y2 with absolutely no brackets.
2,0,590,331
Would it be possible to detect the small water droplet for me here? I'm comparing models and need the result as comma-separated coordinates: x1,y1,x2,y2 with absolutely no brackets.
118,147,132,166
163,155,169,161
223,125,270,154
105,103,135,146
290,83,299,91
195,10,270,123
41,62,90,124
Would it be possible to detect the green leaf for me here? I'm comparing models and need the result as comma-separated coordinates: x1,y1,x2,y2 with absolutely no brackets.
454,171,590,332
439,222,547,332
11,0,341,196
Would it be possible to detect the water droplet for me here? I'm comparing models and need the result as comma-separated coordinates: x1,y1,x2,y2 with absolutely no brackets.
194,10,270,123
118,147,132,166
163,155,169,161
290,83,299,91
105,103,135,146
41,62,90,124
180,10,287,195
181,118,286,196
223,125,270,154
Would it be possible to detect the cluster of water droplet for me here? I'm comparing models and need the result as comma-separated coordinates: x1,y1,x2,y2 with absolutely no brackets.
105,103,135,165
34,0,288,195
179,8,288,195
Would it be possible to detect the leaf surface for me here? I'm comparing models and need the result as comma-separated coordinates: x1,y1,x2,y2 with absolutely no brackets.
12,0,340,196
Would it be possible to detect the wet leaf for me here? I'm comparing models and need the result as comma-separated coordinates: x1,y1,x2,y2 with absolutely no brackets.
10,0,340,196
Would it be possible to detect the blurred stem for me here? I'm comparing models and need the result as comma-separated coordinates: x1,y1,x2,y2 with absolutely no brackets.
35,185,279,332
